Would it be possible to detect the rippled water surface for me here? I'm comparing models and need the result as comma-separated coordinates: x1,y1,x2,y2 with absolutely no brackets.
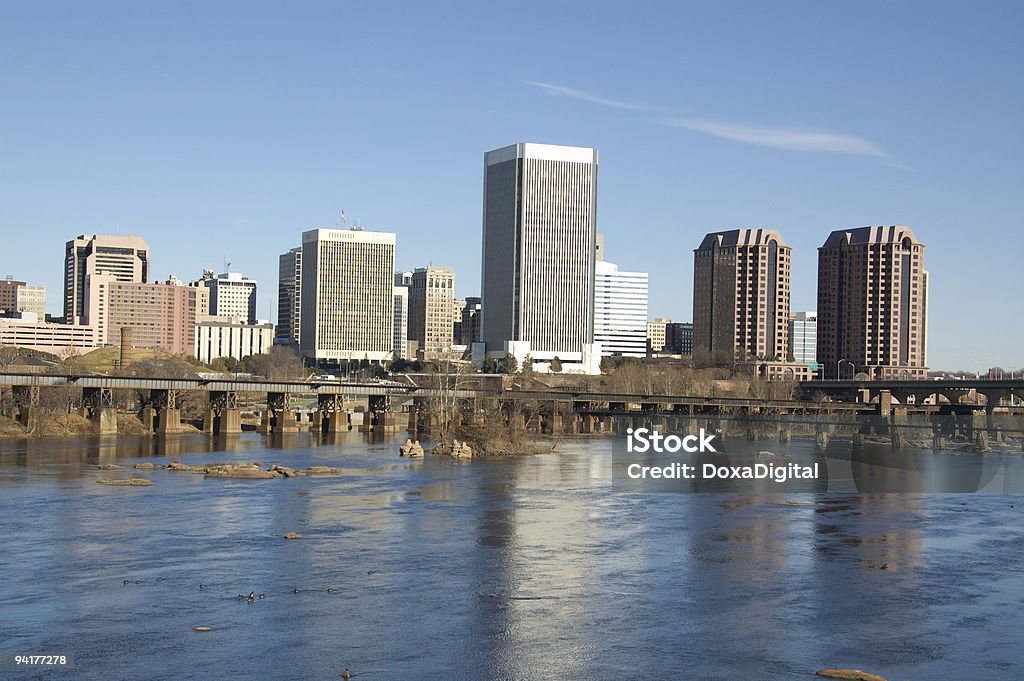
1,432,1022,680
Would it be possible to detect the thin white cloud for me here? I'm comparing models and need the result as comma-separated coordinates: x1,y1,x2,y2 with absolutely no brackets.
523,80,908,169
524,80,661,112
659,116,909,169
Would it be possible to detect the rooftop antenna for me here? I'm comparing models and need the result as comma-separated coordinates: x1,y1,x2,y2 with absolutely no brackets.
223,256,231,273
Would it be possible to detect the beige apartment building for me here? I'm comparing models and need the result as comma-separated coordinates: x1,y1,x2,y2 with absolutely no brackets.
84,273,203,355
299,228,396,363
0,313,99,356
0,279,46,318
817,225,928,379
692,228,791,361
409,266,455,359
646,317,671,354
64,234,150,324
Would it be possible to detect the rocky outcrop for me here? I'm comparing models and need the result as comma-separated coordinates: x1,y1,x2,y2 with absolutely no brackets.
127,460,354,480
399,439,424,458
450,439,473,458
269,465,303,478
816,669,888,681
97,477,153,486
304,466,345,476
204,464,276,479
429,439,474,458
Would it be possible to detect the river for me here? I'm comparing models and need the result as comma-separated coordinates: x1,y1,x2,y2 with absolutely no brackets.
1,432,1022,680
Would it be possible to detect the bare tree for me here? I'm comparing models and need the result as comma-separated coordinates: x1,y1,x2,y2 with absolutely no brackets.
0,344,20,372
242,346,306,380
424,349,475,448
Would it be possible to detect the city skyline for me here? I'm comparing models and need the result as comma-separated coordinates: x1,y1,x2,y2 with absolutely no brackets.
1,2,1022,371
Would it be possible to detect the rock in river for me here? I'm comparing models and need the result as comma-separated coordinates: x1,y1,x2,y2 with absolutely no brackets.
816,669,887,681
204,464,276,479
304,466,344,476
97,477,154,486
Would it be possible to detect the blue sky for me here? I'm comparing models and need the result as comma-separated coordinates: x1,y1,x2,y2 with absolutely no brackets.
1,1,1021,371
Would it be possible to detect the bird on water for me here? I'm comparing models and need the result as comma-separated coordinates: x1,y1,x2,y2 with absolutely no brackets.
247,592,255,603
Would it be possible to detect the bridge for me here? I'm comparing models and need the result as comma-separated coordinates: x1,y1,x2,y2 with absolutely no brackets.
1,373,1021,444
0,373,472,435
796,378,1024,409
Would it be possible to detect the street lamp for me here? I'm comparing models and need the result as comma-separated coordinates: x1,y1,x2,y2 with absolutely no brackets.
837,358,853,381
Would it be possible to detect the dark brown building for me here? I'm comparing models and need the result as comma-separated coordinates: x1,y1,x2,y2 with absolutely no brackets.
692,229,791,361
817,225,927,379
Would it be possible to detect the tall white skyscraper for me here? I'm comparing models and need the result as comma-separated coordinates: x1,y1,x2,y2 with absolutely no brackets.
593,260,648,357
193,271,258,324
788,311,817,365
479,142,599,371
299,228,395,363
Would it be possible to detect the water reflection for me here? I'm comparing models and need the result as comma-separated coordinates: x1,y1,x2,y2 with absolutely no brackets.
0,434,1022,680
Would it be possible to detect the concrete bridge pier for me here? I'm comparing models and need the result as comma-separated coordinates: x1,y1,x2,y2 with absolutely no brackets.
506,410,527,433
143,389,182,434
421,410,438,435
778,425,791,443
877,389,893,416
203,390,241,435
264,392,299,434
542,411,563,435
315,393,349,433
965,412,986,439
79,386,117,435
368,395,397,432
11,385,39,430
814,423,830,448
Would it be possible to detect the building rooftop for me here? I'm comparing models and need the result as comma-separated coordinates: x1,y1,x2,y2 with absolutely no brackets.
485,142,597,165
821,225,921,248
696,228,789,251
